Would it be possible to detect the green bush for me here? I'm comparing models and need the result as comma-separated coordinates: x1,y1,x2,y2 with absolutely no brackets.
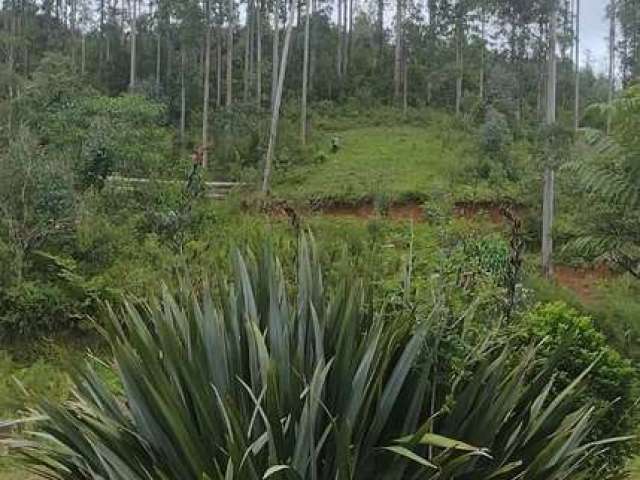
0,282,80,338
589,277,640,361
519,301,638,471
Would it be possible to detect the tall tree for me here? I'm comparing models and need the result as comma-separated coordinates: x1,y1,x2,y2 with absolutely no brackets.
607,0,616,134
243,0,253,102
226,0,234,106
376,0,384,62
129,0,137,90
479,5,485,100
180,48,186,143
271,0,279,107
573,0,580,131
393,0,403,103
262,0,295,193
216,29,223,107
301,0,310,144
542,0,558,278
155,0,161,90
337,0,343,87
202,0,212,168
454,5,463,116
256,0,262,107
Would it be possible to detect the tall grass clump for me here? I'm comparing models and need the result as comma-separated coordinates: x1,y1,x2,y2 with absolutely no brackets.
7,236,627,479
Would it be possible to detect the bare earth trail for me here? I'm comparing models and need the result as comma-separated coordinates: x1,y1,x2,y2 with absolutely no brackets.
293,200,614,302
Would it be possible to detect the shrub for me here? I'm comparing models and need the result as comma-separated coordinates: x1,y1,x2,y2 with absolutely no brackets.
519,301,638,471
10,238,625,479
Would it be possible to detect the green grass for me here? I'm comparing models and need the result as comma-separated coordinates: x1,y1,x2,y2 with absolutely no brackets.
0,341,109,478
276,124,482,204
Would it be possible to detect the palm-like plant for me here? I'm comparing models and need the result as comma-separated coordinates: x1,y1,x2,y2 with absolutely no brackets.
8,237,625,479
565,85,640,278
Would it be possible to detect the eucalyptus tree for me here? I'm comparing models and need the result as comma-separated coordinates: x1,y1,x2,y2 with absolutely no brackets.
256,0,262,106
129,0,137,90
542,0,558,278
617,0,640,83
174,0,204,143
393,0,403,104
607,0,616,133
271,0,279,107
226,0,234,106
573,0,580,131
262,0,295,192
301,0,310,144
202,0,212,167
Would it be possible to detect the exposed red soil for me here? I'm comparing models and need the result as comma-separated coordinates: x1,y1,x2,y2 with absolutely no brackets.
260,198,522,226
320,200,518,224
321,202,424,222
554,264,612,303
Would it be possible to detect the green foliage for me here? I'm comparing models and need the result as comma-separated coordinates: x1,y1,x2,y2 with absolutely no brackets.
8,239,624,479
0,126,75,277
519,302,638,472
563,85,640,275
478,107,514,181
588,278,640,361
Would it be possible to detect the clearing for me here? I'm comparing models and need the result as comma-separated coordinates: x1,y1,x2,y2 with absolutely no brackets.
276,123,482,204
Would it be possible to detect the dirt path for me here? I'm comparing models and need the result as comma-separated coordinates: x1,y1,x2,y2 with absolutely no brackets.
316,200,515,224
554,265,611,303
321,202,424,222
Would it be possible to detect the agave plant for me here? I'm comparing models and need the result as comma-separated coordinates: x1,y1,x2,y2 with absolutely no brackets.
8,237,625,479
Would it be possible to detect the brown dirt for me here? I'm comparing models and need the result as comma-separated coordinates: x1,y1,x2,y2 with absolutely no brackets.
319,200,522,224
321,202,425,222
263,199,521,225
554,264,611,303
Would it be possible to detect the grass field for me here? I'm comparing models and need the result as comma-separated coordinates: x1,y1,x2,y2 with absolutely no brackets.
276,124,483,204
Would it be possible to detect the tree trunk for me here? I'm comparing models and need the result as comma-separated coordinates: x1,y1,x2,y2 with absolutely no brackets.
202,5,212,168
301,0,310,144
271,0,279,108
156,0,162,92
309,0,317,94
479,8,485,100
244,0,253,102
98,0,105,76
256,0,262,107
129,0,137,90
81,33,86,75
226,0,234,107
216,32,222,107
337,0,343,85
455,17,463,115
542,0,558,279
376,0,383,62
343,0,349,76
262,0,295,193
8,0,15,133
180,49,186,144
393,0,402,103
607,0,616,134
573,0,580,131
402,51,408,115
70,0,76,69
